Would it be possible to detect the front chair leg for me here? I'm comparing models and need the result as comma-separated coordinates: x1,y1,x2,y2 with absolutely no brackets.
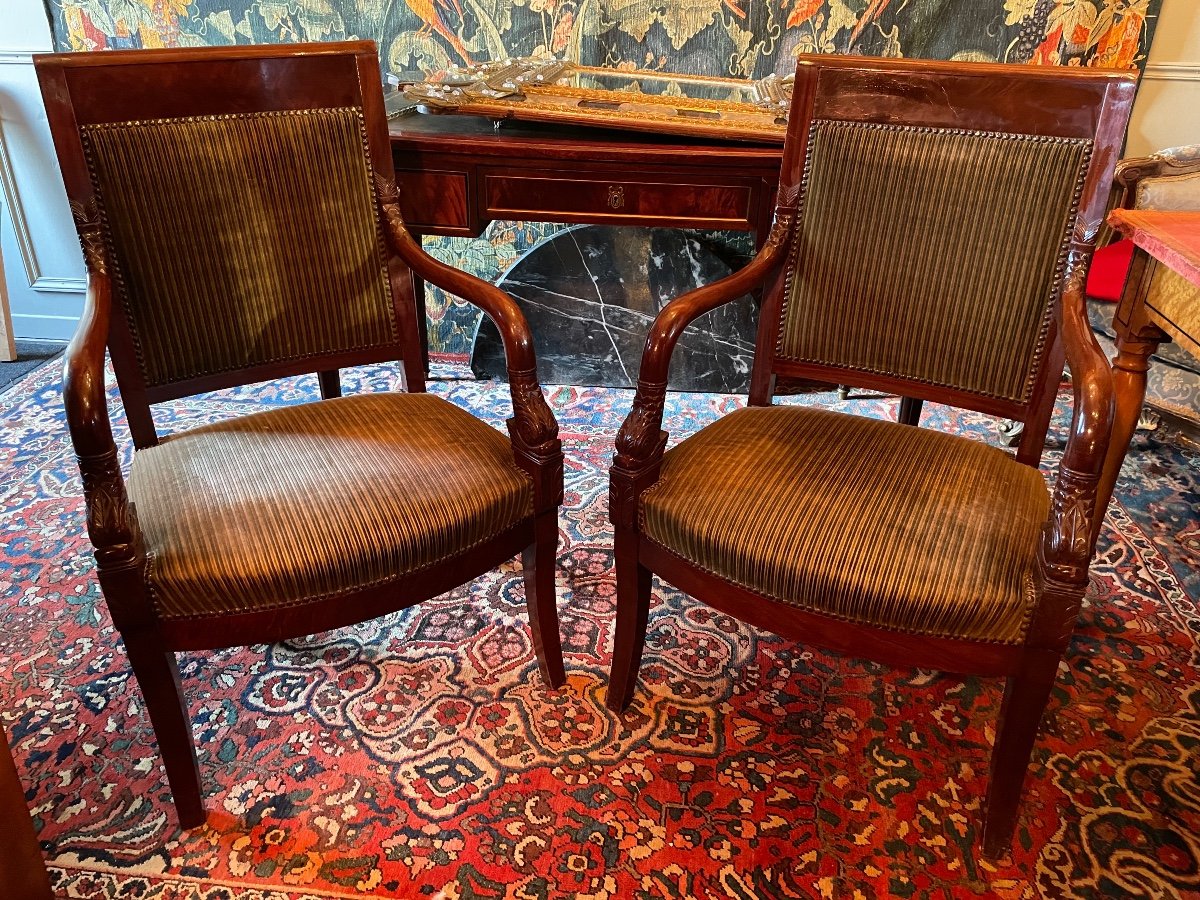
123,634,206,829
983,648,1062,859
522,509,565,688
606,528,651,712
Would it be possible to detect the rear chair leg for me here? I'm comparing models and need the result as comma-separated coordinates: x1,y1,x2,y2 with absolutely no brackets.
898,396,923,426
983,649,1062,859
317,369,341,399
606,528,651,712
123,634,206,829
522,509,565,688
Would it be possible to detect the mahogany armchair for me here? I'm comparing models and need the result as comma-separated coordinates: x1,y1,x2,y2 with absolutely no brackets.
36,42,564,828
607,56,1135,859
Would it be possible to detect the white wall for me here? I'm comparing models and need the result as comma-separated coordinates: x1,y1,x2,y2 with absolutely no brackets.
1126,0,1200,157
0,0,85,343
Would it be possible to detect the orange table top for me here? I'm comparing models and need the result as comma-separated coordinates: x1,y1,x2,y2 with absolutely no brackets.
1108,209,1200,288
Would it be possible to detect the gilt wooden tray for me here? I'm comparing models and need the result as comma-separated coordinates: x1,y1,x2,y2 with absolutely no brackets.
399,57,792,143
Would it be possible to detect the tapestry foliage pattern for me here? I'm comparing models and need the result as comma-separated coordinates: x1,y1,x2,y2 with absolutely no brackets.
43,0,1163,355
47,0,1161,75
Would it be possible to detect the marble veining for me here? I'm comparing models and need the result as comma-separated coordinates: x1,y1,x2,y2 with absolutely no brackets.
472,226,758,392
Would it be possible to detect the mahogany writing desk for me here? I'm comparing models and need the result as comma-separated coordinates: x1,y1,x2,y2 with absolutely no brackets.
388,113,785,363
1097,209,1200,535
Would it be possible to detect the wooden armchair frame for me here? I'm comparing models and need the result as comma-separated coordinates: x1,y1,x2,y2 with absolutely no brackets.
37,42,564,827
1113,144,1200,213
607,55,1135,858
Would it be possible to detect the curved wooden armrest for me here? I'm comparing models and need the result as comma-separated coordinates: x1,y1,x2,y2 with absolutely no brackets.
612,221,793,474
1041,244,1114,585
65,272,142,569
375,178,558,465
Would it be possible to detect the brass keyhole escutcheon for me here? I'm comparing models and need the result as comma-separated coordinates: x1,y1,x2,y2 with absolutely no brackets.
607,185,625,209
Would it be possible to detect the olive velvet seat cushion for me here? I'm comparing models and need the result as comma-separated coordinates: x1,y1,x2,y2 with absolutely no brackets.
640,406,1050,645
128,393,533,620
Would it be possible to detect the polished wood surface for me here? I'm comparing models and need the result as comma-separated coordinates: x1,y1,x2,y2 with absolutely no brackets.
606,54,1136,860
36,41,565,828
389,111,784,370
1097,209,1200,538
0,724,53,900
389,112,782,240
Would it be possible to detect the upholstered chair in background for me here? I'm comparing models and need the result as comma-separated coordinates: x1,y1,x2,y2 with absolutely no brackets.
607,55,1135,859
36,42,564,828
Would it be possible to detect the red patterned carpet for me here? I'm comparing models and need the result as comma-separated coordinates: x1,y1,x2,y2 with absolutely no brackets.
1,360,1198,899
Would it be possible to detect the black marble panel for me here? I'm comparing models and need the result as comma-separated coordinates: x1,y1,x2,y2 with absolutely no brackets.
471,226,757,393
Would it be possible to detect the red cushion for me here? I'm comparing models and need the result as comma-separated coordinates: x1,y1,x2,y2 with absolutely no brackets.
1086,238,1135,303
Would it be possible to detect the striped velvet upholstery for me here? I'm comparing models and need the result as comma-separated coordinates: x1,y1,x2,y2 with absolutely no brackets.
779,121,1092,405
127,394,532,619
82,108,397,387
641,406,1049,644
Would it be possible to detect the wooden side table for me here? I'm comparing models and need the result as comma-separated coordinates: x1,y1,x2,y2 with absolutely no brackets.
1096,209,1200,535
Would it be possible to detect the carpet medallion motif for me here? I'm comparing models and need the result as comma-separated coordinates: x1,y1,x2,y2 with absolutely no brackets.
0,361,1197,898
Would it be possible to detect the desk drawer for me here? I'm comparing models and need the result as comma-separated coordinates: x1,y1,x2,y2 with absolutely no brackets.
395,169,470,230
482,169,756,229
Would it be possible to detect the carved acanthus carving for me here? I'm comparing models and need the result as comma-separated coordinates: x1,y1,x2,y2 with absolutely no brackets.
1064,243,1093,286
374,176,406,237
376,176,558,452
776,180,801,214
614,380,668,469
71,198,108,275
508,368,559,452
77,448,141,570
1042,465,1099,582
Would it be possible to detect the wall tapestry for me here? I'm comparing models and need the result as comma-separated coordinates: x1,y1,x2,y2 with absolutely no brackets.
44,0,1164,355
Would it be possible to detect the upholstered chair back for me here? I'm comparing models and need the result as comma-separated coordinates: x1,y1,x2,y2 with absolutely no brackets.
39,44,423,446
778,124,1088,404
1133,146,1200,210
83,109,397,388
751,58,1128,459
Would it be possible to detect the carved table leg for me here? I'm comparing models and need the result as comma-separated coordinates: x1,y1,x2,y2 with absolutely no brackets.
1094,327,1162,543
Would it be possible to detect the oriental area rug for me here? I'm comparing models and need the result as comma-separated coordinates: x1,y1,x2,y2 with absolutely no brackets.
1,359,1198,899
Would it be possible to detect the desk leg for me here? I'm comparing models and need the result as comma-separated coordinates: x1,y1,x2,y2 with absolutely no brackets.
412,271,430,374
410,231,430,375
1094,325,1162,544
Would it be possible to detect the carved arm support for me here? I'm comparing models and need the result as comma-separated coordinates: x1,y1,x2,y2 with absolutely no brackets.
608,216,793,528
65,268,144,578
1038,243,1113,593
375,178,561,507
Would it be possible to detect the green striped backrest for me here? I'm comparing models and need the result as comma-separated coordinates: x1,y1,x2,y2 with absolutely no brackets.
777,119,1091,406
82,106,399,389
